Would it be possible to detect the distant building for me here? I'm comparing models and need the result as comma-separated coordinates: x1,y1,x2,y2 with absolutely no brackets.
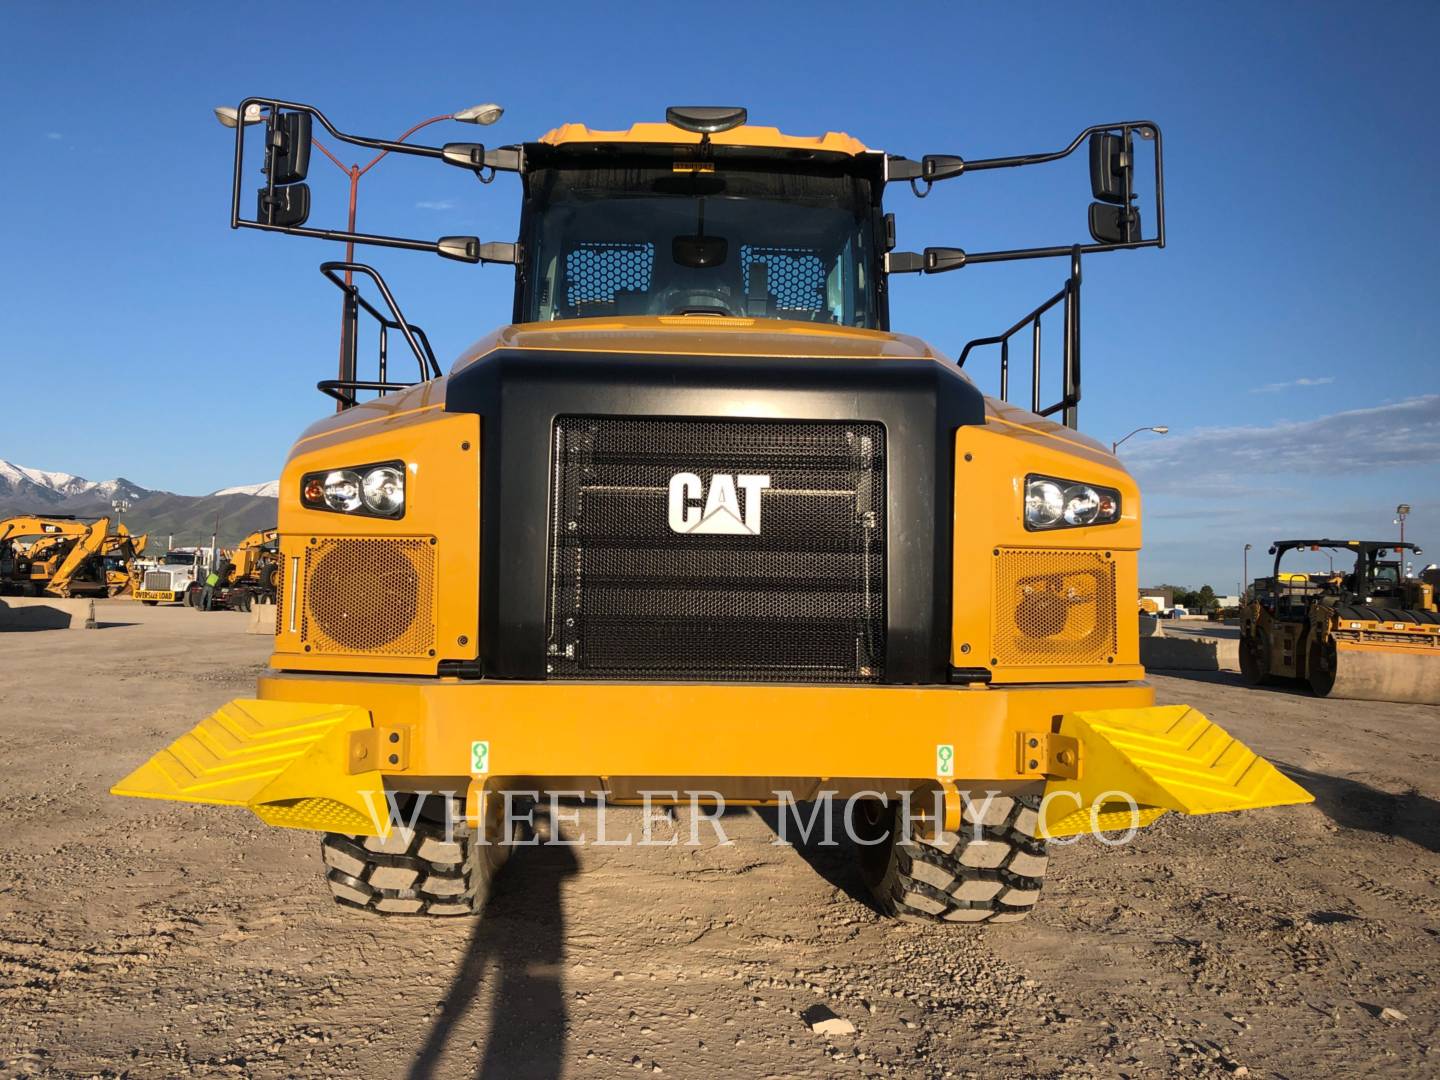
1139,586,1174,612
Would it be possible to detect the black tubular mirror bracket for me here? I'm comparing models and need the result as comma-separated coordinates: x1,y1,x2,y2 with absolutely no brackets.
228,96,522,258
883,120,1166,254
317,262,441,407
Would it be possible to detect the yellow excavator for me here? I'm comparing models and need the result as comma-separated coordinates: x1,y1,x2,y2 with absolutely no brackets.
1241,540,1440,705
0,515,146,598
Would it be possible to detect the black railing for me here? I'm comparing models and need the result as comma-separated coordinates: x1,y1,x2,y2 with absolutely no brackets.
315,262,440,406
957,249,1081,428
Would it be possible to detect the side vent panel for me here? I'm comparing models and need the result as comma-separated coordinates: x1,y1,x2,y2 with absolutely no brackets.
299,537,436,657
991,548,1117,667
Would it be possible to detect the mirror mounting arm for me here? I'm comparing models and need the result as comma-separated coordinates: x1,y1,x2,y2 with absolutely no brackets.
885,248,968,275
440,143,524,177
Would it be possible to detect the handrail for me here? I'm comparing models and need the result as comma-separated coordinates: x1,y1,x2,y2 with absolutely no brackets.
316,262,440,405
957,249,1082,427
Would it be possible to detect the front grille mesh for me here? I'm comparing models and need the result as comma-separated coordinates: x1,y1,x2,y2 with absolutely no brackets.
143,570,171,592
300,537,435,657
546,417,886,682
991,548,1117,667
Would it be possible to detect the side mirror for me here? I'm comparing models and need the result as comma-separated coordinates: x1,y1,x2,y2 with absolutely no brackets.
1089,202,1141,245
1089,131,1134,203
268,111,312,185
258,182,311,227
1088,131,1141,244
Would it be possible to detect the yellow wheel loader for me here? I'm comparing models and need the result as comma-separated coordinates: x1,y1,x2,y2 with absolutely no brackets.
112,100,1310,922
1241,540,1439,705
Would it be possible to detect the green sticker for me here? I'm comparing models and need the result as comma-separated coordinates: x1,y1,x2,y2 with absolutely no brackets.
470,740,489,774
936,744,954,777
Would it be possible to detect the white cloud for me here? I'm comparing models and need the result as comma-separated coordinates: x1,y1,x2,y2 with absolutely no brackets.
1249,375,1335,393
45,132,62,140
1127,395,1440,497
1130,397,1438,584
414,199,457,211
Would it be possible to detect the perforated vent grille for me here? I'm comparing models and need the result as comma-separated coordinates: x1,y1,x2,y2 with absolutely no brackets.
565,242,654,305
546,417,886,682
741,245,826,312
300,537,436,657
991,549,1117,667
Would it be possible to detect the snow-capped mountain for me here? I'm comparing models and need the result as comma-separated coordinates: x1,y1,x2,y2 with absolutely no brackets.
0,460,278,546
0,459,151,504
212,481,281,498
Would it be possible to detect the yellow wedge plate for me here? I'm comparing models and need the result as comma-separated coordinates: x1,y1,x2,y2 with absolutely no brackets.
1041,705,1313,838
110,699,387,835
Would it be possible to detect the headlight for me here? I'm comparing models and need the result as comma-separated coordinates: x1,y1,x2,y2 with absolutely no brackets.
1024,474,1121,530
301,461,406,518
323,470,363,512
362,465,405,515
1024,479,1065,527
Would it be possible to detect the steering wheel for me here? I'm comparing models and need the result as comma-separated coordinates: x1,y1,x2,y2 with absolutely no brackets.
655,285,743,317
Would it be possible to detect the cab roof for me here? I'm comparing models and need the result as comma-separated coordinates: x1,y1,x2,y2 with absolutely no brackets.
537,121,871,157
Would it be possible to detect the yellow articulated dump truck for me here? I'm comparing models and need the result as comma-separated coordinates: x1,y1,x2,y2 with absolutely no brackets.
1242,539,1439,704
113,99,1310,921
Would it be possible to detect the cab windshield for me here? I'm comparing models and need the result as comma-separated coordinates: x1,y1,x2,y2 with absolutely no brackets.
521,163,878,328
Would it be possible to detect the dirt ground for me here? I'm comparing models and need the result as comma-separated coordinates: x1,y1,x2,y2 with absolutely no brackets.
1,603,1436,1079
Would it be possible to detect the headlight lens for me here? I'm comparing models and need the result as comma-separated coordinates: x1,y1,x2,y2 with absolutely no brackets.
1025,474,1121,530
1062,484,1100,525
1024,479,1065,527
302,460,406,518
322,470,363,513
361,465,405,515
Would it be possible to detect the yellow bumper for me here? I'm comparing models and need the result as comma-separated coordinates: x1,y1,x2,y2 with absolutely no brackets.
111,676,1311,838
134,589,180,603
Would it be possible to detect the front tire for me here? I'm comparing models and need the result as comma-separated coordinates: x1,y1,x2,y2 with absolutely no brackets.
322,813,513,917
857,794,1048,924
1239,631,1271,686
1307,637,1338,697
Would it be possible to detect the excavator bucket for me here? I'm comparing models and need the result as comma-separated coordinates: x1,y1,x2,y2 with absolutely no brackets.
1040,705,1313,838
110,699,389,835
1319,640,1440,705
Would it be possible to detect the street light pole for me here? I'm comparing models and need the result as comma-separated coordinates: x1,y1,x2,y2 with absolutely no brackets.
1395,503,1411,554
1243,543,1252,598
1112,425,1170,454
308,113,476,410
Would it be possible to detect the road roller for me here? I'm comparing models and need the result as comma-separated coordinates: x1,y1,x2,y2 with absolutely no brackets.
1241,539,1440,705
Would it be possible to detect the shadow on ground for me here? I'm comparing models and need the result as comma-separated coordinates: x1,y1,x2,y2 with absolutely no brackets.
1151,667,1317,697
1279,762,1440,855
408,808,578,1080
752,803,884,913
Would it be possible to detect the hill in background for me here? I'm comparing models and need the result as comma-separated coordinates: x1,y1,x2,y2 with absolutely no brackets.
0,460,277,547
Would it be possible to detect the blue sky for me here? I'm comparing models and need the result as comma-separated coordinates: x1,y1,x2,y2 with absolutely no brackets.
1,2,1435,586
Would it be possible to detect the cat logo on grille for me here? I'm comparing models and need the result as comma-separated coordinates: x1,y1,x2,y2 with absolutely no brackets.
667,472,771,535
